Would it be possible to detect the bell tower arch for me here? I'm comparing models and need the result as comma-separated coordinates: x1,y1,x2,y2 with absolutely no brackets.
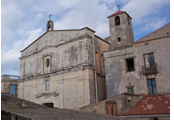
46,20,54,31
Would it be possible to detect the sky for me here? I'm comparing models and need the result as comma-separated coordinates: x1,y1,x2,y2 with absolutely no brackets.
1,0,170,76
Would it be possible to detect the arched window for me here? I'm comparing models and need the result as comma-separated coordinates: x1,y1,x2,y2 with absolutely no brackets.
46,58,50,67
115,16,120,26
45,80,49,90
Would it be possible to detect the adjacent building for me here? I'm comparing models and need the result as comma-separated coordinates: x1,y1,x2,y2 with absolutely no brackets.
104,11,170,98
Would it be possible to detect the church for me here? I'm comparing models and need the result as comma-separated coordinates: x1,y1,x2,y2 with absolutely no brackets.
1,10,170,113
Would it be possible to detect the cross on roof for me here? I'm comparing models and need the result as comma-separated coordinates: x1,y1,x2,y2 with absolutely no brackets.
48,13,52,20
117,4,121,11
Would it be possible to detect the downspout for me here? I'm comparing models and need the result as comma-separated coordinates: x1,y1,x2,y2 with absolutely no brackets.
92,33,98,102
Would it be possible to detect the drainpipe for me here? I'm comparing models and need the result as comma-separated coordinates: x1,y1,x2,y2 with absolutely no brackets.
92,33,98,102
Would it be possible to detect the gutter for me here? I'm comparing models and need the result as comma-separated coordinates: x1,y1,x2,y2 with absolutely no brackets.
118,114,170,118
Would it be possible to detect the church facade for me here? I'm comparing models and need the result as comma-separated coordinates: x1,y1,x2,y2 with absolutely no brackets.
2,10,169,110
17,20,109,109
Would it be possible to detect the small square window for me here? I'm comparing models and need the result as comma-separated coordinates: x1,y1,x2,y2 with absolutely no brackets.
126,58,135,72
127,87,134,93
117,37,121,42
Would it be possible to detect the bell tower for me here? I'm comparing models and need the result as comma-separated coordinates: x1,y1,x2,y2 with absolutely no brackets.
46,14,54,31
108,11,134,50
46,20,54,31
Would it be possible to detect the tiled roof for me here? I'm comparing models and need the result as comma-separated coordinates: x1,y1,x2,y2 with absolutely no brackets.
107,11,132,19
135,23,170,43
1,93,119,120
118,93,170,116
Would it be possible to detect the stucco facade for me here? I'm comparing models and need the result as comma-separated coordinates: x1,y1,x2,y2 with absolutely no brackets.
18,22,109,109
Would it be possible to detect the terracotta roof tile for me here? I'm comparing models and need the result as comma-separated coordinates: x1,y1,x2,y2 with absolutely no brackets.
107,11,132,19
118,93,170,116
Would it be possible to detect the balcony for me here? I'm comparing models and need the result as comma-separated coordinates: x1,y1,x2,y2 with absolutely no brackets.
142,63,158,75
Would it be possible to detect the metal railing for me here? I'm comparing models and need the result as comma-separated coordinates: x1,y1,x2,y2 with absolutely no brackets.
142,63,158,75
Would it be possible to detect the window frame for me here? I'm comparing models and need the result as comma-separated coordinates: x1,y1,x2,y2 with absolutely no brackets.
106,101,117,116
46,58,50,67
127,87,134,94
147,78,157,95
9,84,17,95
115,16,120,26
143,52,155,68
45,80,50,90
125,57,135,72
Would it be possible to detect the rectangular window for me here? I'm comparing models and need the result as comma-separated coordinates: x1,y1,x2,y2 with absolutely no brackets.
147,78,157,95
126,58,135,72
106,101,117,116
117,37,121,42
144,53,155,68
127,87,134,93
9,84,17,95
106,101,116,116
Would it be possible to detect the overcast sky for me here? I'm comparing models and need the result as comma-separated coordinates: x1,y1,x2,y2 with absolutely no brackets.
1,0,170,76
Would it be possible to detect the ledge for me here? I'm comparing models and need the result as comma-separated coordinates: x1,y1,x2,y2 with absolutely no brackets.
36,92,59,98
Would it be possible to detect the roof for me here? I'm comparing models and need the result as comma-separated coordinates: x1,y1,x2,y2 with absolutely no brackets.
118,93,170,116
80,92,142,109
107,11,132,19
135,23,170,44
1,93,119,120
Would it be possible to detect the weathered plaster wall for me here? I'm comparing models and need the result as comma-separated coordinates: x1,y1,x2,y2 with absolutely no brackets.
1,81,18,93
104,37,170,98
18,28,102,109
1,75,18,94
134,37,170,94
20,35,95,77
104,47,139,98
18,68,95,109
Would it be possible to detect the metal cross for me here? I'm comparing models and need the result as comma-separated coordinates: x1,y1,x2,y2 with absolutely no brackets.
117,4,121,11
48,13,52,20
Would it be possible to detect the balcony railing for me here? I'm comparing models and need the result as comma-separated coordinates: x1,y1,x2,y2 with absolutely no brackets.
142,63,158,75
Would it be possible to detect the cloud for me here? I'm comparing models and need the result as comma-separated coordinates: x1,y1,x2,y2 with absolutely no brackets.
143,18,167,31
1,28,42,75
1,3,23,43
54,0,117,38
122,0,170,24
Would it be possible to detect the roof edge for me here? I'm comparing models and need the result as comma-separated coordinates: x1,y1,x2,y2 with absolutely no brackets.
107,11,132,19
